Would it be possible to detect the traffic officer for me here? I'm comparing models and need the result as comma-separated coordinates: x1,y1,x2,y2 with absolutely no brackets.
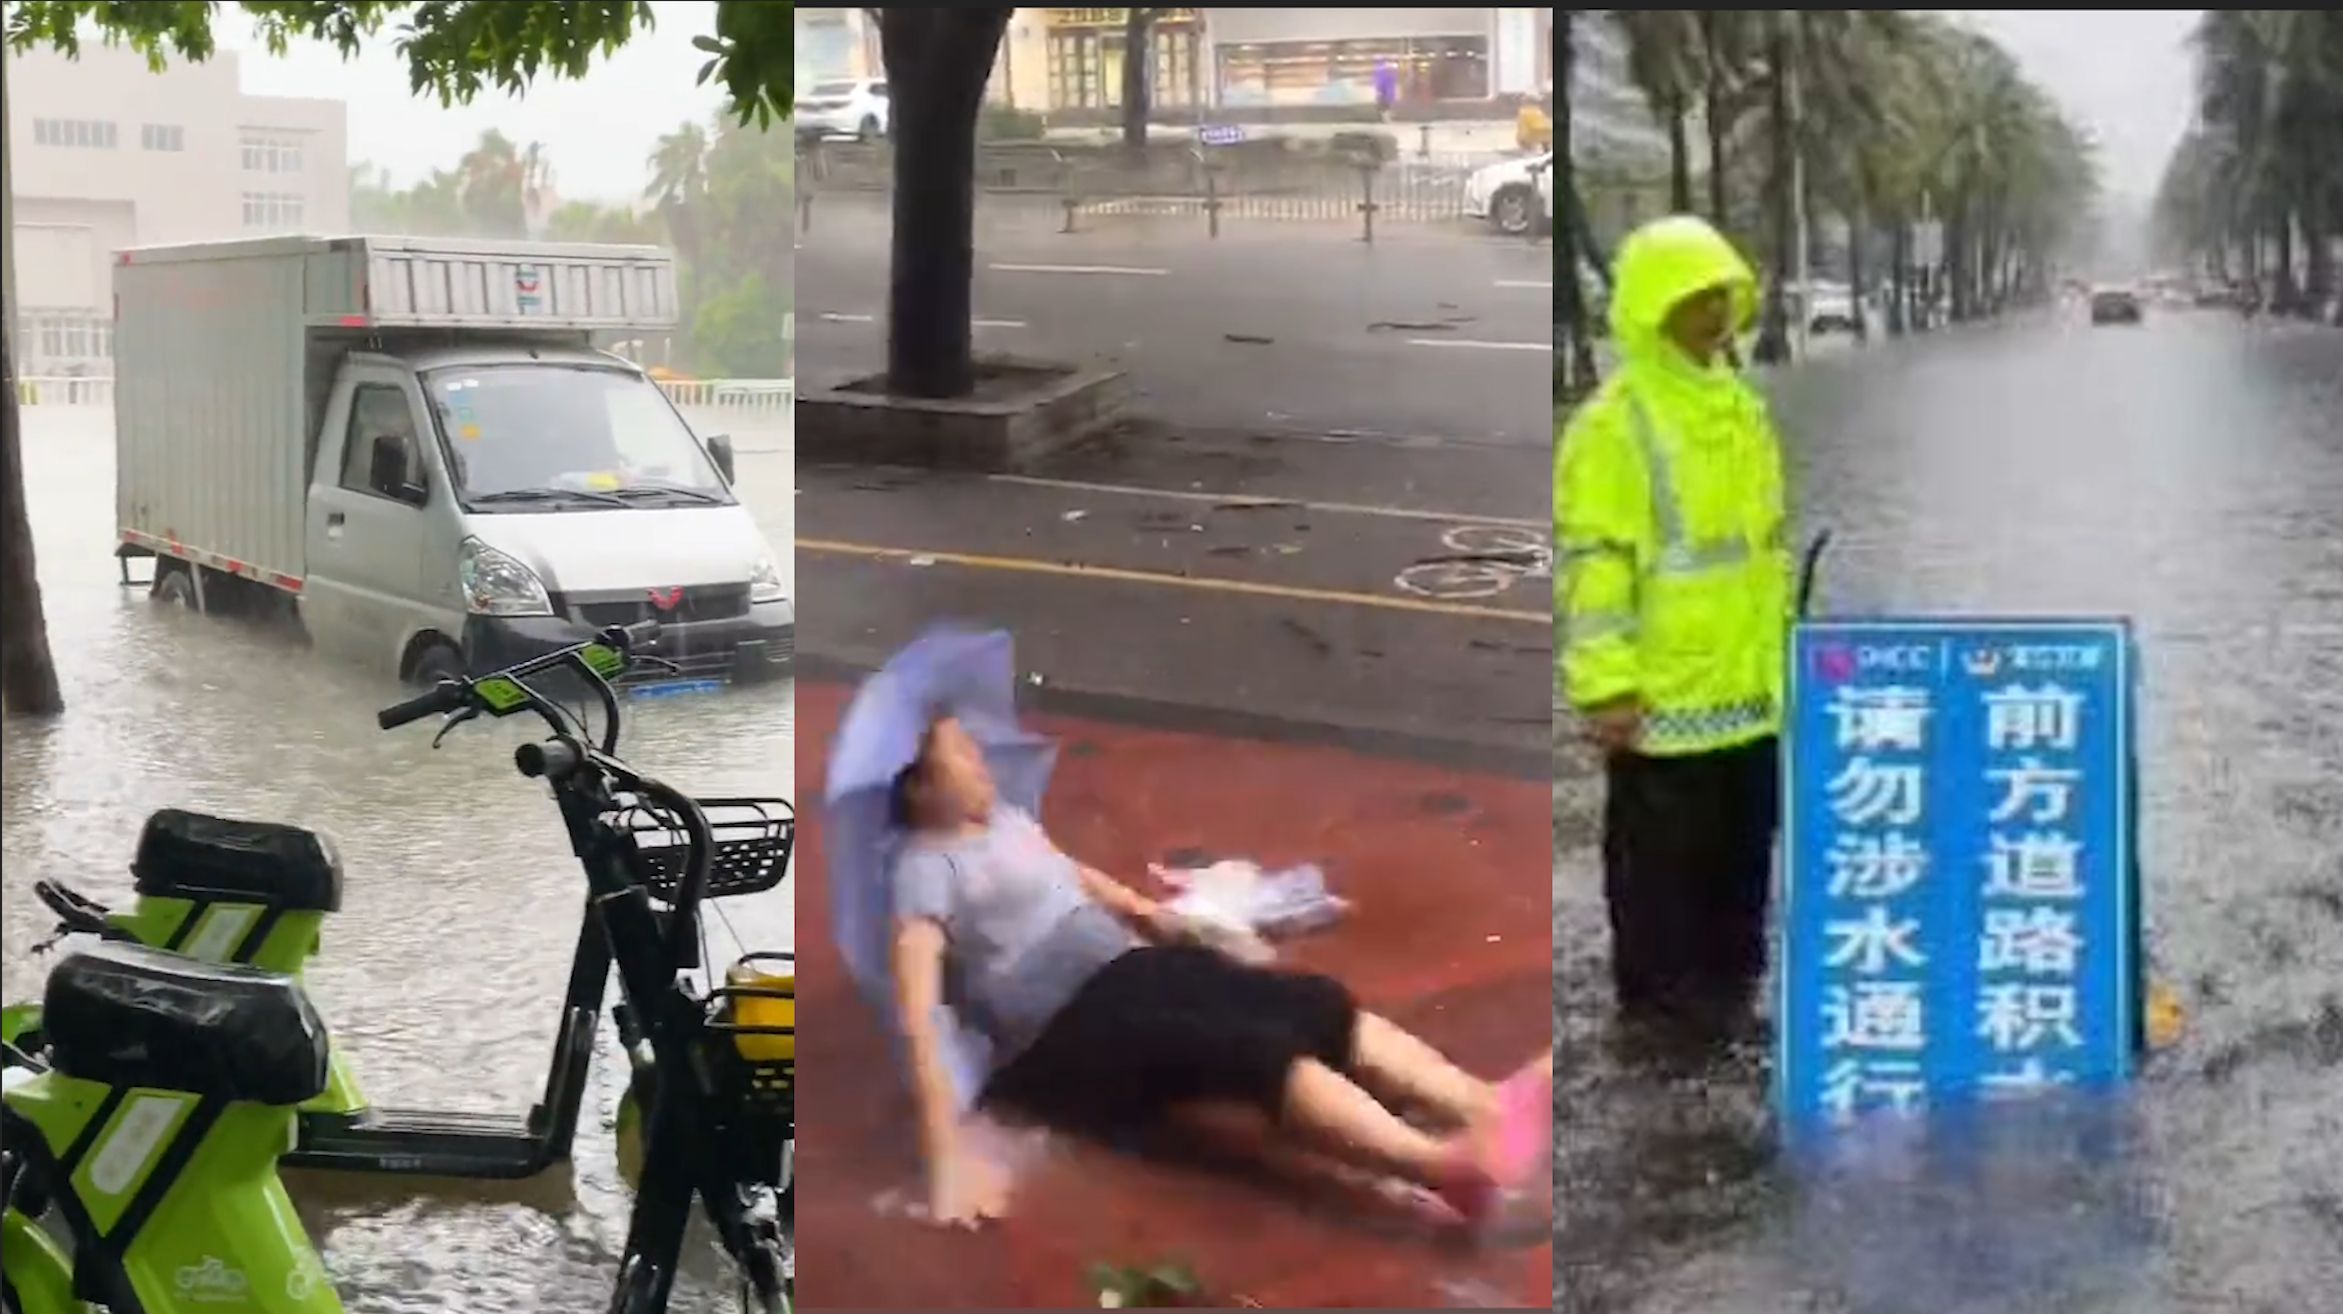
1555,214,1791,1043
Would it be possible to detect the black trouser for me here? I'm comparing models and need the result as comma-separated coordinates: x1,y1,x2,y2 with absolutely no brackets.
1601,735,1780,1027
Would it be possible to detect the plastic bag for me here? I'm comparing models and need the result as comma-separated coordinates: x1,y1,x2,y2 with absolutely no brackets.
1151,860,1352,944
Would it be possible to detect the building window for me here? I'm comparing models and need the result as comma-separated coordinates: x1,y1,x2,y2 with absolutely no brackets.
242,191,306,230
141,123,185,152
25,313,113,371
1216,36,1490,108
241,131,306,174
32,118,117,149
1044,21,1198,111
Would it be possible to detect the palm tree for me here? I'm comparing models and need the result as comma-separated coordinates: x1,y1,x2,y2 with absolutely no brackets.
644,121,712,267
455,130,555,236
2181,12,2343,318
1612,10,1704,212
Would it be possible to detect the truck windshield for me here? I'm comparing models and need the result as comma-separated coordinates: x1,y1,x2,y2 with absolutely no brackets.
422,364,733,509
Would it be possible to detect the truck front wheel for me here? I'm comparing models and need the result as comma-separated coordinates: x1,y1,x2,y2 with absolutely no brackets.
407,641,466,688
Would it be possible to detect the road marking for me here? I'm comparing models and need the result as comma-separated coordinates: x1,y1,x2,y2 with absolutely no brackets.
985,473,1545,530
990,262,1171,277
814,311,1025,328
1405,338,1552,352
800,538,1549,624
1495,279,1554,289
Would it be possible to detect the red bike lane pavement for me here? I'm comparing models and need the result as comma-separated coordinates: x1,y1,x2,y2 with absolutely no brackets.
792,678,1553,1309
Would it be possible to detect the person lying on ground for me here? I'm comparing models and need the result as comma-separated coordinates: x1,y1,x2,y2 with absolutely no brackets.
887,715,1551,1229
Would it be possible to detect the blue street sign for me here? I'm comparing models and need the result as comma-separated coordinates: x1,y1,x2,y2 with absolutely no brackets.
1777,619,2141,1128
1199,123,1246,146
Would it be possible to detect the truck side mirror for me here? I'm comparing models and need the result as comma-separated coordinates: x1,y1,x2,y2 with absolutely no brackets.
369,434,426,505
706,433,736,485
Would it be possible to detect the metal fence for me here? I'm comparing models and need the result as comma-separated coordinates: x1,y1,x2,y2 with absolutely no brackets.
803,140,1519,232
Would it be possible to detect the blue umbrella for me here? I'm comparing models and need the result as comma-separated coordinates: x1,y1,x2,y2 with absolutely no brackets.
825,625,1057,1110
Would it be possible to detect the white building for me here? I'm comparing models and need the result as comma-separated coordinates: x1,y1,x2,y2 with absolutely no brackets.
5,42,348,377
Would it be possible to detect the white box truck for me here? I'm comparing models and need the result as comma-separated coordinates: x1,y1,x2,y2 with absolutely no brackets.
113,234,791,685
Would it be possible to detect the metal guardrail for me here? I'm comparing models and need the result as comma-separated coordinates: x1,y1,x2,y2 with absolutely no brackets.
15,376,116,406
16,375,792,414
658,378,794,413
802,140,1521,238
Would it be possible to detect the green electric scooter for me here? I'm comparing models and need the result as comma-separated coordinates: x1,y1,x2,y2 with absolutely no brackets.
3,622,792,1313
1,634,785,1183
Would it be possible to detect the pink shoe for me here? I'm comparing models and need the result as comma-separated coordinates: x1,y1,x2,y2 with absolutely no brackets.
1486,1061,1554,1191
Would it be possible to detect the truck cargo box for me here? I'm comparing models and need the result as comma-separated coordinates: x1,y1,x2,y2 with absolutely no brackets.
113,235,678,594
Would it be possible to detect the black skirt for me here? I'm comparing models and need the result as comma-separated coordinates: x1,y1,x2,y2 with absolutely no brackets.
982,945,1359,1132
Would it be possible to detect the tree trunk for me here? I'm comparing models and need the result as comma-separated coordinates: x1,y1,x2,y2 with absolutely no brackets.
1555,11,1597,397
1700,12,1729,225
1120,9,1155,167
2272,212,2298,314
1752,14,1795,364
0,79,64,717
880,9,1014,399
1847,200,1869,342
1666,97,1692,214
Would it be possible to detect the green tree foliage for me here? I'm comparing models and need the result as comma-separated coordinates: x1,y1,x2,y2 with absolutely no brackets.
2155,12,2343,318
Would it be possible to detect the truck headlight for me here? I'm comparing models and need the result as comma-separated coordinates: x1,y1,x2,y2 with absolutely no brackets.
749,552,788,605
458,537,553,617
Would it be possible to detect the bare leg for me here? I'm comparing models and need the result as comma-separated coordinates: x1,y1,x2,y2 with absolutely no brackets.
1277,1057,1464,1187
1349,1012,1498,1128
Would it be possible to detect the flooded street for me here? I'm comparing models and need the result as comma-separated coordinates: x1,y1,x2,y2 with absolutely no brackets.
1,404,794,1312
1558,312,2343,1312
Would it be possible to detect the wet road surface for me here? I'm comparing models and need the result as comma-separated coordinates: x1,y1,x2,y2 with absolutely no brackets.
796,201,1555,451
2,405,794,1312
1557,312,2343,1312
797,222,1553,772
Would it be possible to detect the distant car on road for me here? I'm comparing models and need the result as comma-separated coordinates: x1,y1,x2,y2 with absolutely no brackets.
795,79,890,142
2090,288,2144,325
1803,282,1867,334
1465,152,1553,236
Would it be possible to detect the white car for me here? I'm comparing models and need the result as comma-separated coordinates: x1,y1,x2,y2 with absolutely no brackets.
794,79,890,141
1464,152,1554,236
1804,282,1861,334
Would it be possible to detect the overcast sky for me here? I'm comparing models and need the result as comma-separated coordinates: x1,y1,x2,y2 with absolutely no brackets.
217,6,2203,208
220,0,727,205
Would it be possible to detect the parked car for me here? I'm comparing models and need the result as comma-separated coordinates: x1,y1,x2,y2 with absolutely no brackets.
794,79,890,141
2090,287,2144,324
1804,282,1866,334
1465,152,1554,236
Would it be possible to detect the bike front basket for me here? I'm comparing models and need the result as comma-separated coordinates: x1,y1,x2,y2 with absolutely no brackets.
622,797,794,903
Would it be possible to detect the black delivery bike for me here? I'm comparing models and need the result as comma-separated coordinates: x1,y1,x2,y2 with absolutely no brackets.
0,624,794,1313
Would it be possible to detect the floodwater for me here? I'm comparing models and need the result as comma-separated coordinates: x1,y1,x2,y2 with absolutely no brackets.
1,405,794,1311
1558,312,2343,1312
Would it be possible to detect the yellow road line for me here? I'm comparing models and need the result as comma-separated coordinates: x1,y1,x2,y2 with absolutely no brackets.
799,538,1551,624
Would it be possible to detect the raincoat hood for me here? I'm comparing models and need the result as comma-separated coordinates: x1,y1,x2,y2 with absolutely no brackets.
1607,215,1760,374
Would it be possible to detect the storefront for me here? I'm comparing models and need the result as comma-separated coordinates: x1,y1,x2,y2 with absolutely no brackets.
1041,8,1203,112
1204,8,1500,110
795,7,880,87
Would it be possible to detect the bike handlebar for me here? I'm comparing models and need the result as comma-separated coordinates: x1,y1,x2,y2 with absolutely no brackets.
377,681,466,731
373,621,663,732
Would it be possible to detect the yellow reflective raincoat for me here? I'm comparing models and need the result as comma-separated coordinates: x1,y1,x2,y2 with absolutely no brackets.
1555,216,1791,757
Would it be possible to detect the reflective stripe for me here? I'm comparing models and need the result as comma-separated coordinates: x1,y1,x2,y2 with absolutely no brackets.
1624,389,1759,577
1642,698,1779,749
1561,538,1637,565
1566,610,1638,642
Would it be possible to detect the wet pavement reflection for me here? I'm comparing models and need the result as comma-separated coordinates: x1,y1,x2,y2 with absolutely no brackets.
1558,313,2343,1312
2,409,793,1311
